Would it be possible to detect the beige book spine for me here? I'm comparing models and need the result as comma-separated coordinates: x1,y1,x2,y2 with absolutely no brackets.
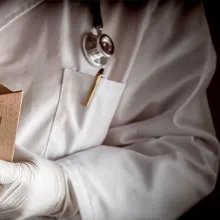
0,85,23,162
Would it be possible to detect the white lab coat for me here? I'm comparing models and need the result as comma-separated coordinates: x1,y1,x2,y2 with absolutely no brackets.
0,0,219,220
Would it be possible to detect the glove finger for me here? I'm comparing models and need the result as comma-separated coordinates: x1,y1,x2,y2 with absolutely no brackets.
0,160,20,184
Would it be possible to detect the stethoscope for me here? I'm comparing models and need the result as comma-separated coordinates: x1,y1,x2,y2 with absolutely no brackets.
82,2,114,107
82,2,114,67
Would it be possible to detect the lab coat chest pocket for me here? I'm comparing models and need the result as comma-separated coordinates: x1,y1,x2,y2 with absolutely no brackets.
46,69,125,159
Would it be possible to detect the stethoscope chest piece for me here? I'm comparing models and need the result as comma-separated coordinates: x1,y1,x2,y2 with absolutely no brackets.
83,28,114,67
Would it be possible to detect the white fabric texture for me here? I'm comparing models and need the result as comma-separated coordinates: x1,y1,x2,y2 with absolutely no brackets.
0,0,219,220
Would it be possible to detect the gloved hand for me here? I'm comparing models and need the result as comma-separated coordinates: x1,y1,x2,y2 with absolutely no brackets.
0,146,77,220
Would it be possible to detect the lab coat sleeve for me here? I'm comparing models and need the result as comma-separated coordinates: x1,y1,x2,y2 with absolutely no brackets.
57,3,220,220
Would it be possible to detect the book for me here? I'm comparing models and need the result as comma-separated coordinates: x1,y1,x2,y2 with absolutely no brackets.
0,84,23,161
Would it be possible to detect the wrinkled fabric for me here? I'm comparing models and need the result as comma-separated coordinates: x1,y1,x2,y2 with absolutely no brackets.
0,0,219,220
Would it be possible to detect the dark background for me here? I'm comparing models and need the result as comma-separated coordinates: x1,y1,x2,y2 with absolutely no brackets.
179,1,220,219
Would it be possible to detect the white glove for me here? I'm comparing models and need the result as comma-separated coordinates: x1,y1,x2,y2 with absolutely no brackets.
0,146,78,220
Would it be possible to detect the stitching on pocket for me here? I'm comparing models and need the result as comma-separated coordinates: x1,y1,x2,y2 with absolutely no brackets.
44,69,65,157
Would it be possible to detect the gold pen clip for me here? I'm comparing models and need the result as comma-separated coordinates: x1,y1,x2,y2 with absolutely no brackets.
85,68,104,107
